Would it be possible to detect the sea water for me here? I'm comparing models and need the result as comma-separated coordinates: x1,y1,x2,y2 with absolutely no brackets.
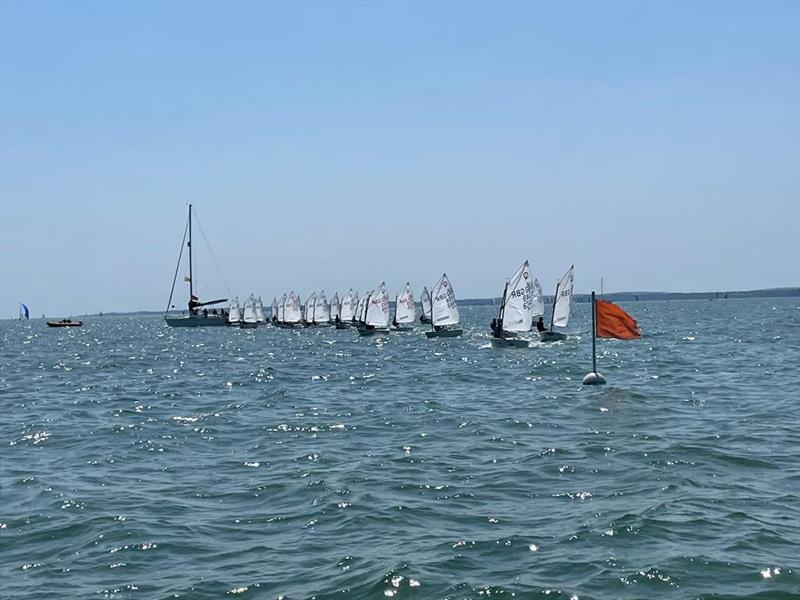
1,298,798,599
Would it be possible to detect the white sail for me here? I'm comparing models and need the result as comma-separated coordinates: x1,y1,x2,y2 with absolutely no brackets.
285,291,302,323
271,297,278,321
228,297,242,323
531,278,544,317
278,294,287,322
551,265,575,329
395,283,416,324
365,282,390,327
340,289,355,321
304,292,317,324
421,286,432,320
356,294,367,323
501,261,534,333
330,293,341,320
431,274,460,326
314,291,330,323
255,296,265,322
243,294,258,324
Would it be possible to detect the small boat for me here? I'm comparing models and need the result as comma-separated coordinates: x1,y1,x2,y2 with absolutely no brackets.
227,297,243,326
164,205,228,327
540,266,574,342
47,319,83,328
330,292,341,326
336,290,356,328
425,274,463,338
392,283,416,331
491,260,534,348
240,294,259,328
19,303,30,321
314,291,332,326
281,291,303,328
255,296,266,324
303,292,317,327
420,286,432,323
353,293,367,328
357,282,391,336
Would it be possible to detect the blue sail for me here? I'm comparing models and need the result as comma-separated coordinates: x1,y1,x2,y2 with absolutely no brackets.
20,303,29,320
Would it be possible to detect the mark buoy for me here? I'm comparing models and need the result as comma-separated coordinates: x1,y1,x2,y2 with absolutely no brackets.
582,371,607,386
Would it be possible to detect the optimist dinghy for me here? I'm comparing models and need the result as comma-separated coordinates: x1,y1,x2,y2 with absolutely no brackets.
357,282,391,336
392,283,416,331
540,266,574,342
491,260,534,348
425,274,463,338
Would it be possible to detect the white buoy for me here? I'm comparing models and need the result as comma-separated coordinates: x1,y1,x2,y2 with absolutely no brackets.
582,371,606,385
583,291,607,386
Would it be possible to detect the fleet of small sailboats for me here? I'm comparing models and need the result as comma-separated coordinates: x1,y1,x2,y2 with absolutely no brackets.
164,207,578,342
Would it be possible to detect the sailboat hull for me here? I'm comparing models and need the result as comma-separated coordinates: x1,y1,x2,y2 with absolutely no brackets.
425,328,463,338
491,336,529,348
239,321,258,329
357,326,390,336
540,330,567,342
165,316,228,327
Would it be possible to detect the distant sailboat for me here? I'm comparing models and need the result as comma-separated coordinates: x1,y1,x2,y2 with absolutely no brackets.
330,293,341,325
393,283,416,331
270,297,279,324
425,274,463,338
241,294,259,329
228,297,242,326
283,291,303,328
314,291,332,326
255,296,265,323
355,293,367,327
420,286,432,323
165,204,228,327
358,282,391,336
337,290,355,328
304,292,318,327
19,303,29,321
491,260,534,348
541,266,574,342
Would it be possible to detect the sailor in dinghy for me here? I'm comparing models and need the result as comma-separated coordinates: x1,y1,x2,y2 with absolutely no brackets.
425,274,463,338
271,297,279,325
357,282,391,336
420,286,432,323
282,291,303,328
491,261,534,348
392,283,416,331
314,291,332,327
336,290,355,329
227,297,243,327
240,294,259,328
303,292,317,327
540,266,574,342
330,292,341,327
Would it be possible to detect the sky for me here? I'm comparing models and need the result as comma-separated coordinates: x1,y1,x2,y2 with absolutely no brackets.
1,0,798,317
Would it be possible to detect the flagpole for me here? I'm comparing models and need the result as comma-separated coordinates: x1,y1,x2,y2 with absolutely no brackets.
583,291,606,385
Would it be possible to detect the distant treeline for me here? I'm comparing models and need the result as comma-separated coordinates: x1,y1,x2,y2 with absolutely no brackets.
459,287,800,306
74,287,799,317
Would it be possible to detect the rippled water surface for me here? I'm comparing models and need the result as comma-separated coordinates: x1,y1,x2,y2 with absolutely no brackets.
2,298,799,599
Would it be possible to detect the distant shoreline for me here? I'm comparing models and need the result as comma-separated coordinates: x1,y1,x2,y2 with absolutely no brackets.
8,287,797,320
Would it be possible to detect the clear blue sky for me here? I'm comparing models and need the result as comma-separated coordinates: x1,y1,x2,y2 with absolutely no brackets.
1,0,798,317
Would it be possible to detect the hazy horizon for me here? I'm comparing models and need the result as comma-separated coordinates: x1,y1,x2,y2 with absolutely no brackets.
2,1,799,318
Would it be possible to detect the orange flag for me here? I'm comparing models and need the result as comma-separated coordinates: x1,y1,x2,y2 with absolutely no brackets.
596,300,641,340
